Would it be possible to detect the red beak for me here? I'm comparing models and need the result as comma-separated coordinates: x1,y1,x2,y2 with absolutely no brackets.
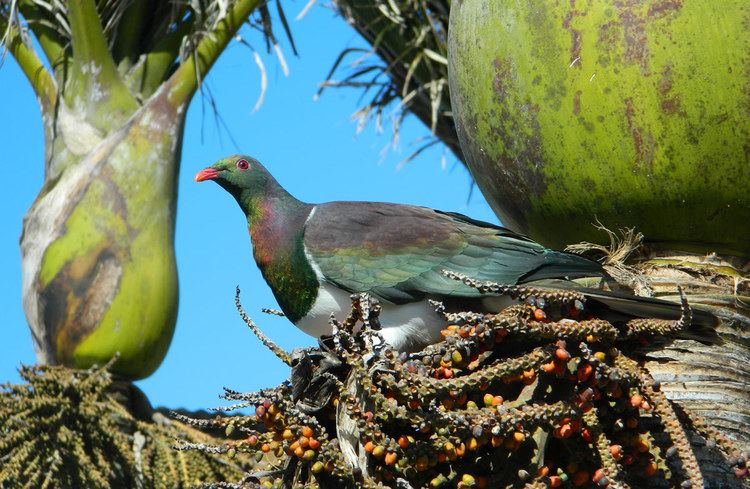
195,167,220,182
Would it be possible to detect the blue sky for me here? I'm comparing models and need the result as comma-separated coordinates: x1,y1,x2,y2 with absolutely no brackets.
0,5,496,410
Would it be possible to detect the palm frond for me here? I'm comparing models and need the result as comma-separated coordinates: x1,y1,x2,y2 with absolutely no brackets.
3,0,296,109
324,0,462,164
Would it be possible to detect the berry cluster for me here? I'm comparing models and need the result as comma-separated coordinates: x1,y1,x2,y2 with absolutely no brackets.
177,281,749,489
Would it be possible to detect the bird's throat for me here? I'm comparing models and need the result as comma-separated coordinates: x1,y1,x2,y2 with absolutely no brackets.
244,195,319,323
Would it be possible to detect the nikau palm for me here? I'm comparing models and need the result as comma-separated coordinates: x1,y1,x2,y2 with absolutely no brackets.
1,0,286,378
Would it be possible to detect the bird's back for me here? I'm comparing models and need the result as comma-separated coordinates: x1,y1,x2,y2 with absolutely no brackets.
303,201,607,304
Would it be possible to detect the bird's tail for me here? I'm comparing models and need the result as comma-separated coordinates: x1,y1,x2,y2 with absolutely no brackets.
579,287,720,343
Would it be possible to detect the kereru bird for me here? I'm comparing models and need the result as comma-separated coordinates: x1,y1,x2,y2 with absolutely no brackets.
195,155,715,351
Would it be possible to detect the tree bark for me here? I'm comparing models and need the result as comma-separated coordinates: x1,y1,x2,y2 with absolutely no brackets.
631,252,750,486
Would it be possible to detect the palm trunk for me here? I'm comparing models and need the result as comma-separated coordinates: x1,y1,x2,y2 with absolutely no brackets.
630,252,750,486
21,86,186,379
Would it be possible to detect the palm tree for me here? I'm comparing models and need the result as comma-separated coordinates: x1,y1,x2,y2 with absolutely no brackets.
1,0,290,379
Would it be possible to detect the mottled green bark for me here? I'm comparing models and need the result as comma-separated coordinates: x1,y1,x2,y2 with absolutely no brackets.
448,0,750,257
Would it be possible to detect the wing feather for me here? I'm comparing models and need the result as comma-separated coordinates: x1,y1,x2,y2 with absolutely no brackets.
304,202,604,304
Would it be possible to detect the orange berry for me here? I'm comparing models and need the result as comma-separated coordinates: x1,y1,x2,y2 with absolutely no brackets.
294,446,305,458
301,426,314,438
549,475,562,487
534,308,546,320
630,394,644,408
542,361,557,373
592,468,606,483
298,436,310,448
261,443,271,453
555,348,571,361
385,452,398,465
492,395,503,406
455,443,466,457
610,445,623,460
634,437,650,453
513,431,525,443
577,364,593,382
398,436,410,449
644,461,658,476
443,442,456,455
522,369,536,385
308,438,320,450
364,441,375,453
538,466,550,477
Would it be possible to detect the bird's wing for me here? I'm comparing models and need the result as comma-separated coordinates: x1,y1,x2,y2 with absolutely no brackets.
303,202,605,304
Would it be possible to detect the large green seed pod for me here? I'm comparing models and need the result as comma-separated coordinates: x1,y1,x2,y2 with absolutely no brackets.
448,1,750,257
21,87,183,380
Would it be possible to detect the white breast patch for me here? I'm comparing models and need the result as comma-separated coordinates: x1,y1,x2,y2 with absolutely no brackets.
294,281,446,351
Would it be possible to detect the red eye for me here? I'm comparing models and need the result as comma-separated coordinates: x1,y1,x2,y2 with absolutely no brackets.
236,159,250,170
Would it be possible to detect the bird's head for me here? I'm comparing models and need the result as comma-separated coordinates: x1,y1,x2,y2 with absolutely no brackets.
195,154,271,193
195,154,301,219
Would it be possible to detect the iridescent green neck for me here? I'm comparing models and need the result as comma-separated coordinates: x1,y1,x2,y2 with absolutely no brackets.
237,184,319,323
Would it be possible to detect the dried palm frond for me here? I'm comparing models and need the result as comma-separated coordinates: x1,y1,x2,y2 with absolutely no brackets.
321,0,461,166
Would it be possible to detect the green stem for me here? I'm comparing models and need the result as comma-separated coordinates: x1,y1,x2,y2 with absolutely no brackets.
3,23,57,109
66,0,136,112
17,0,70,78
167,0,262,106
128,10,194,98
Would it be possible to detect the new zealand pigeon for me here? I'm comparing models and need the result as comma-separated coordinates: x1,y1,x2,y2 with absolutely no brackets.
195,155,714,351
